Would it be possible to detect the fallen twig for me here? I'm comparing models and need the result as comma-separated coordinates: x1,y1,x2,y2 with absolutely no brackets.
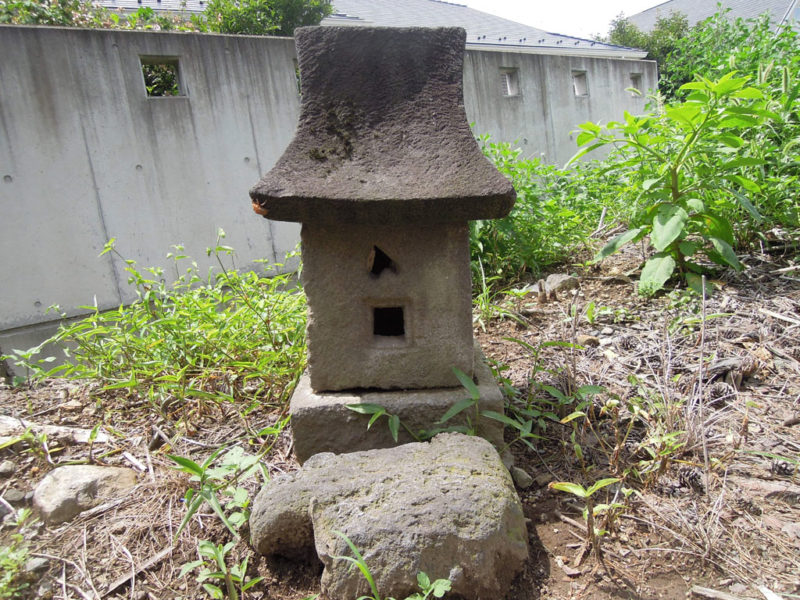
104,545,173,596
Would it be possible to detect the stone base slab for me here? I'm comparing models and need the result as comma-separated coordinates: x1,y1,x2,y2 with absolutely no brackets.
289,346,505,464
250,433,529,600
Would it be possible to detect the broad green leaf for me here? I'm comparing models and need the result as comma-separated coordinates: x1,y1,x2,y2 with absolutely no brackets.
728,174,761,193
684,198,705,213
417,572,431,589
729,189,763,222
577,385,605,397
730,86,763,99
697,213,734,245
560,411,586,424
651,204,688,252
388,414,400,442
709,237,742,271
178,560,204,578
586,477,621,496
549,481,587,498
167,454,204,478
575,130,596,146
642,177,662,191
453,367,480,400
594,227,645,261
431,579,452,597
542,385,567,403
717,134,744,148
362,408,384,429
201,583,224,599
639,253,676,296
679,81,709,91
437,398,476,424
481,410,524,430
723,157,765,168
686,272,713,295
665,104,701,128
578,121,602,134
712,75,748,95
718,115,759,128
678,241,699,256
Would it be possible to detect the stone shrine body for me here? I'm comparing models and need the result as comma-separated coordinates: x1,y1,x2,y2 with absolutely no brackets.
248,26,530,600
250,25,515,460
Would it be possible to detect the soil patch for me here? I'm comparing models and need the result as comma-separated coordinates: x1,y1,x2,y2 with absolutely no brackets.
2,245,799,600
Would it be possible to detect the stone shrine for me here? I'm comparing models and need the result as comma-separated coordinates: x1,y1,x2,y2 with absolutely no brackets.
250,26,516,461
249,26,528,600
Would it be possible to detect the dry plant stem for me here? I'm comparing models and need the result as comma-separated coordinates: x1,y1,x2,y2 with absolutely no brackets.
34,551,101,599
699,275,710,490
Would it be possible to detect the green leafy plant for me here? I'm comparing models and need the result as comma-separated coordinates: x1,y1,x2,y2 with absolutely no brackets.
198,0,332,35
347,366,508,443
548,478,620,563
574,73,772,295
4,235,306,429
180,539,263,600
345,403,421,443
473,136,606,285
332,531,451,600
0,508,37,599
168,441,272,540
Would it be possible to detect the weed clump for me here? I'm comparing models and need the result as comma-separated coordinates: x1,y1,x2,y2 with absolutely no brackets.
4,232,307,426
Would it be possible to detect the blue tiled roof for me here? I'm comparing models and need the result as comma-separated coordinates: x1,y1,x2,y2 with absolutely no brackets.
627,0,796,31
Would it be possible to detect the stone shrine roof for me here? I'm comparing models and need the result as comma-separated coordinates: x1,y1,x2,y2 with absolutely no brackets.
250,26,516,224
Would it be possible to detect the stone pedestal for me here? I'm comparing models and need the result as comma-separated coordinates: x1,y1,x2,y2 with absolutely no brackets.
250,434,529,600
289,346,504,464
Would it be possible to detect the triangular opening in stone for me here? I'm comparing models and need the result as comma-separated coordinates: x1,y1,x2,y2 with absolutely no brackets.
368,246,396,277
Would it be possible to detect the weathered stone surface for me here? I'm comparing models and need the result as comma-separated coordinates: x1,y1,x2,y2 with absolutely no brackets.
302,221,474,391
251,434,528,600
290,347,504,463
545,273,579,294
33,465,136,524
250,27,515,225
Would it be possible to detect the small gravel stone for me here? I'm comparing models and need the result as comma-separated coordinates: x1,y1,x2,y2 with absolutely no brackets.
576,335,600,347
510,466,534,489
4,488,26,504
0,460,15,478
24,557,49,574
600,327,614,336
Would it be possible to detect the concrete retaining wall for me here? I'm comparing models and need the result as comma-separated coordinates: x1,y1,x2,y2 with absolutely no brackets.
464,49,656,163
0,26,656,374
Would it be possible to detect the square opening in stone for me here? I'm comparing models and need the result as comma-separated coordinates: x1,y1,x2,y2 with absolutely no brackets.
373,306,405,337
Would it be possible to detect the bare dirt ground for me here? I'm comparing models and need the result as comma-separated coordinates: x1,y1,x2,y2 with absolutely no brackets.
1,243,799,600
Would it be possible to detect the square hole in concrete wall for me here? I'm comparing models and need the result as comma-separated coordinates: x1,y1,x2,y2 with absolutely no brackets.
373,306,405,337
629,73,643,96
140,57,183,97
500,68,520,97
572,71,588,97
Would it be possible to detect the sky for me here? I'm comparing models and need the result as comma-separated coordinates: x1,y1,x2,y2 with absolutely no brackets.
461,0,667,39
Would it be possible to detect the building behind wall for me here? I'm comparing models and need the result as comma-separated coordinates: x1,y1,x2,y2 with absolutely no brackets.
97,0,658,161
